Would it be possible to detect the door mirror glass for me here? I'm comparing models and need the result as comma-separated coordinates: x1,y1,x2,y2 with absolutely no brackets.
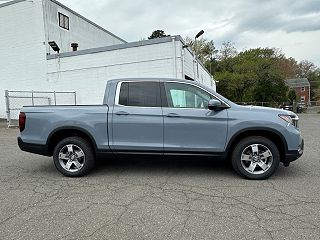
208,99,222,110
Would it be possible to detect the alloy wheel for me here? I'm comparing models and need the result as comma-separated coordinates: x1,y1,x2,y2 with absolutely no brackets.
58,144,85,172
240,144,273,175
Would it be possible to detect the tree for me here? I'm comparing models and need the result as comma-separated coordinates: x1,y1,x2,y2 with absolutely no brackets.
287,89,297,103
297,60,317,78
294,60,320,101
218,41,237,60
215,48,288,103
276,57,299,79
148,30,170,39
185,37,218,74
184,37,218,68
306,68,320,101
181,35,320,102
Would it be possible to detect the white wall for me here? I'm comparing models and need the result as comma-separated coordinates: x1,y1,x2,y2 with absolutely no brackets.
0,0,127,119
0,0,213,119
198,62,215,89
46,41,176,104
46,38,214,106
183,48,215,90
183,48,195,80
0,0,47,119
43,0,125,54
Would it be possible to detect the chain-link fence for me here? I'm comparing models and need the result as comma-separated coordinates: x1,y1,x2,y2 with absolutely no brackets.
235,101,320,113
5,90,76,127
310,101,320,107
235,102,283,108
308,101,320,114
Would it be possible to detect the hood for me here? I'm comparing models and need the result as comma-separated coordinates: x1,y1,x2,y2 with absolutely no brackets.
238,105,297,117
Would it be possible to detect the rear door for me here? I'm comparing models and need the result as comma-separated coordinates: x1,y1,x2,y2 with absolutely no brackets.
110,81,163,153
162,81,228,154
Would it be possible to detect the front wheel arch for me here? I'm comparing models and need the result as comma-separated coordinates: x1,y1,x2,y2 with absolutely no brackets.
225,128,287,162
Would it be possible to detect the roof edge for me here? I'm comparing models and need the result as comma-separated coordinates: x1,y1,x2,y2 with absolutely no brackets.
0,0,26,8
0,0,126,43
47,35,180,59
49,0,127,43
285,78,310,87
46,34,214,82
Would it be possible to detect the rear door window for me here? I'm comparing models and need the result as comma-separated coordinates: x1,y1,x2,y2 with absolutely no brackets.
118,82,161,107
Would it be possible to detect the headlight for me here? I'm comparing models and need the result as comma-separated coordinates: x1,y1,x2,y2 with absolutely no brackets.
279,114,293,125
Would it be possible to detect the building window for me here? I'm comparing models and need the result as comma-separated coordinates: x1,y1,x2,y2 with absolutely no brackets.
301,86,305,92
58,12,69,30
301,96,305,102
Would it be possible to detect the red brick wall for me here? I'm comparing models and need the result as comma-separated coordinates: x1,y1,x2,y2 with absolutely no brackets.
292,86,310,105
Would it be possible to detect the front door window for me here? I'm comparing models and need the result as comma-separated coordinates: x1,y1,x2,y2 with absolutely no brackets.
164,82,212,109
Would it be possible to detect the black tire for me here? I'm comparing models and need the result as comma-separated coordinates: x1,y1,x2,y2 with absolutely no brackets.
231,136,280,180
53,137,95,177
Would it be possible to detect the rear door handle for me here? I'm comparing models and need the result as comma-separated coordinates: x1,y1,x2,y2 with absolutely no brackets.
166,113,180,118
115,111,129,116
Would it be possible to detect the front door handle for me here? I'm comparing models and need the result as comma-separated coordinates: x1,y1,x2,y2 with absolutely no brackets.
166,113,180,118
115,111,129,116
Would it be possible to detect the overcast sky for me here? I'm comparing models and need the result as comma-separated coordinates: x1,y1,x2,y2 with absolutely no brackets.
59,0,320,65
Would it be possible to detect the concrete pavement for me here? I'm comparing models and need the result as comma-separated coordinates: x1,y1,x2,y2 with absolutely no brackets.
0,114,319,240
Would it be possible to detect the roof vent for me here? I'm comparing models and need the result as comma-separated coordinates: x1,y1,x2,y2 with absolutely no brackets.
71,43,78,51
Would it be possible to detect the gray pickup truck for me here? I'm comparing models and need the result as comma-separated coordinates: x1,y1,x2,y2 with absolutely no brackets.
18,78,304,179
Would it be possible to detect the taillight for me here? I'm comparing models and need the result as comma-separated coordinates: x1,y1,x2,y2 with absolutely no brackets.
19,112,26,132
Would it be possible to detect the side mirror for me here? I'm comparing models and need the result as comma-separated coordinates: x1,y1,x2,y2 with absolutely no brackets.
208,99,224,111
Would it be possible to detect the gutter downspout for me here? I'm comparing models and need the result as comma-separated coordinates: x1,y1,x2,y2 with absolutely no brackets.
171,36,177,78
181,46,185,79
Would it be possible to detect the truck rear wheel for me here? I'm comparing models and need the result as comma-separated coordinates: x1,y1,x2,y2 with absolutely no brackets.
53,137,95,177
231,136,280,180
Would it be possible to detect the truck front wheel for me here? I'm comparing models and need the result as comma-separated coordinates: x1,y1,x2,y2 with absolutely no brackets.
231,136,280,180
53,137,95,177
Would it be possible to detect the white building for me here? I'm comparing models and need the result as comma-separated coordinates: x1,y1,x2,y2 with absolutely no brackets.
0,0,215,119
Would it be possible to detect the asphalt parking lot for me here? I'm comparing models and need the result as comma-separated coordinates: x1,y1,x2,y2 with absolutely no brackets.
0,114,320,240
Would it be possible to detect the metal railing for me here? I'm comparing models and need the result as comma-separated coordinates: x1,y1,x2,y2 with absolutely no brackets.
5,90,76,127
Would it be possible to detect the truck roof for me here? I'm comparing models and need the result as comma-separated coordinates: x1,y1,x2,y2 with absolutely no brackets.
107,78,204,85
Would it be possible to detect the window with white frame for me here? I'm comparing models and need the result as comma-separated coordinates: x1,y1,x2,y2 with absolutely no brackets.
301,96,305,102
58,12,69,30
301,86,305,92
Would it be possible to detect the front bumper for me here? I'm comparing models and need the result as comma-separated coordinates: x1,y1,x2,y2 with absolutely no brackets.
284,138,304,164
18,137,50,156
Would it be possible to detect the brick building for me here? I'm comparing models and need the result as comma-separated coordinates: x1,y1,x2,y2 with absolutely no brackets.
285,78,310,105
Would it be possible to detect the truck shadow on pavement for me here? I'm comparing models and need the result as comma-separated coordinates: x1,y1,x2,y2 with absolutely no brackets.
92,156,235,177
92,157,303,178
34,155,303,179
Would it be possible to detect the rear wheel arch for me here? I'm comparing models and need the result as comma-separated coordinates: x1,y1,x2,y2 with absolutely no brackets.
226,128,287,161
47,127,97,156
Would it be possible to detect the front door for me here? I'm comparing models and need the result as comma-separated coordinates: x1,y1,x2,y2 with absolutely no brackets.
162,82,228,154
111,81,163,153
